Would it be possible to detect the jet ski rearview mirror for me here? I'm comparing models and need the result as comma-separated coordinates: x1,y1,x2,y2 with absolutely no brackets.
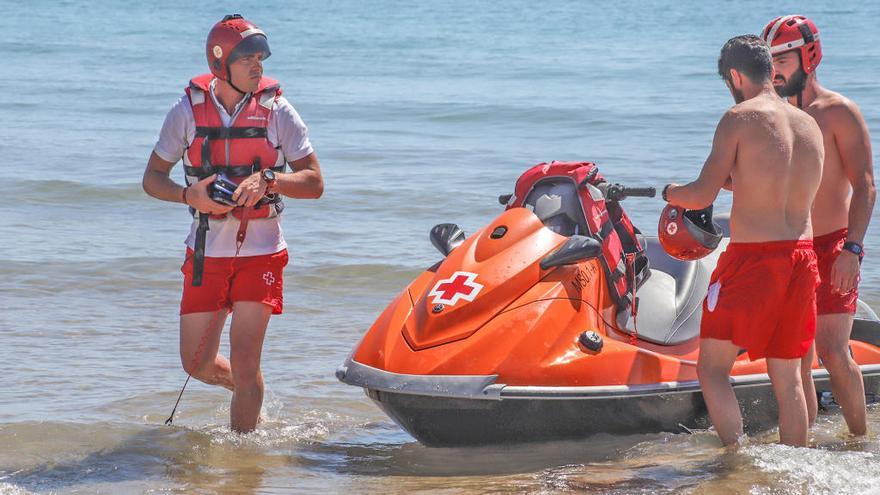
540,235,602,269
430,223,466,256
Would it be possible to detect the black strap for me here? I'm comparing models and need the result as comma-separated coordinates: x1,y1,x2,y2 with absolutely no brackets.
797,22,815,43
273,199,285,215
261,193,283,204
195,126,268,139
192,215,210,287
200,138,215,176
595,219,615,241
184,163,285,179
579,168,600,187
184,164,252,178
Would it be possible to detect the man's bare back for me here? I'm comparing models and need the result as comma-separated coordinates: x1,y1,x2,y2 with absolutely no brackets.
663,91,823,243
726,93,824,242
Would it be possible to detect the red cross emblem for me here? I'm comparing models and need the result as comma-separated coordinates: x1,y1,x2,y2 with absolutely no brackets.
263,272,275,286
428,271,483,306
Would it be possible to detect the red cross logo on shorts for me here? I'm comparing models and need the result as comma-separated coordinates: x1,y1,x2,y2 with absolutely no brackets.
428,271,483,306
263,272,275,286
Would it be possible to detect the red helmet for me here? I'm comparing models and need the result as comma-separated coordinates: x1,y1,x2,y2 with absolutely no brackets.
658,204,723,261
206,14,271,82
761,15,822,74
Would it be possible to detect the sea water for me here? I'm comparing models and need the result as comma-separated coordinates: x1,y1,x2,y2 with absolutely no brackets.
2,1,880,493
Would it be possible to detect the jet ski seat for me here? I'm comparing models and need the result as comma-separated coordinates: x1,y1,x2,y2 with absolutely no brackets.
526,180,732,347
523,178,590,237
619,213,730,346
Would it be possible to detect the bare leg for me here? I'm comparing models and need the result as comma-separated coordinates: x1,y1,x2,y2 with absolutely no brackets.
815,313,867,436
800,342,818,426
229,301,272,433
697,338,743,446
180,309,234,391
767,357,808,446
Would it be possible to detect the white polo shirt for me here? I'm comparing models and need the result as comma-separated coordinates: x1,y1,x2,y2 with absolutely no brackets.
154,81,313,257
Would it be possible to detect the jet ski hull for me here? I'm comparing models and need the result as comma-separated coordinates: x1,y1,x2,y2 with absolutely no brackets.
340,358,880,446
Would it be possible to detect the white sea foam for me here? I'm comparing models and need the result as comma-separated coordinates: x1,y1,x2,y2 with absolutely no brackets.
745,444,880,495
0,482,36,495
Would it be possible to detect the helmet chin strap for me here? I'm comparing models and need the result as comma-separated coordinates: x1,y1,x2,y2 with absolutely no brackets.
228,80,248,95
226,67,249,95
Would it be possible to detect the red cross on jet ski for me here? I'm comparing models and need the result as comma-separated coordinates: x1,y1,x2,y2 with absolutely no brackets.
428,271,483,306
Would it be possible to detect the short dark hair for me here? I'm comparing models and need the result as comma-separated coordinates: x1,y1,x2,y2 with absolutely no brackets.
717,35,773,83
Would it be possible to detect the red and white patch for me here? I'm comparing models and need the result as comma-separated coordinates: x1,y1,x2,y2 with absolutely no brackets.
428,271,484,306
666,222,678,236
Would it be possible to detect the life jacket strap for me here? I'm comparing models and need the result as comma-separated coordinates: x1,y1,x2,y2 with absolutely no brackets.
195,126,268,139
183,163,285,179
192,214,210,286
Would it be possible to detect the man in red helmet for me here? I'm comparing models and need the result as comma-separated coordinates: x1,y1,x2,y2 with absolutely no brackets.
142,14,324,433
763,14,876,437
664,35,823,447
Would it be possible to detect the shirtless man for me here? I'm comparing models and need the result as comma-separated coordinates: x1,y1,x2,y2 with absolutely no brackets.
762,15,876,436
663,35,824,447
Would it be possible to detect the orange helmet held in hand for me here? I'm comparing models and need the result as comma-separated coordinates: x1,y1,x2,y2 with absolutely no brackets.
658,204,723,260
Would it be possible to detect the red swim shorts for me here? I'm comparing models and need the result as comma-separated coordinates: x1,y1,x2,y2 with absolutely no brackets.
814,228,858,315
180,248,289,315
700,240,819,360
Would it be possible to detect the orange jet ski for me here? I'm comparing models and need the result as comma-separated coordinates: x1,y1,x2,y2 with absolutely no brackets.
337,161,880,446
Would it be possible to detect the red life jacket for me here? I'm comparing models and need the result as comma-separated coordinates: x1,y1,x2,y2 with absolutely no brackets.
507,161,649,313
183,73,287,220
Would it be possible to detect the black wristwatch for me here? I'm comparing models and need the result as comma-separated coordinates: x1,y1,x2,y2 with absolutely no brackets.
261,169,277,193
661,184,672,202
842,241,865,261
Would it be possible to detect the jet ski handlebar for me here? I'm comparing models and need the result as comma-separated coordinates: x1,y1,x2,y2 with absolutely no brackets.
497,183,656,205
595,183,656,201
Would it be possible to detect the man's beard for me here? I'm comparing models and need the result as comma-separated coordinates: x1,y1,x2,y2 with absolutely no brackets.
730,86,745,104
774,68,807,97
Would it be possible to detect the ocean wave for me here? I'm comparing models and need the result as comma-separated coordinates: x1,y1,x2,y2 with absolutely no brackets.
0,483,36,495
0,180,148,205
290,263,426,293
0,257,181,294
